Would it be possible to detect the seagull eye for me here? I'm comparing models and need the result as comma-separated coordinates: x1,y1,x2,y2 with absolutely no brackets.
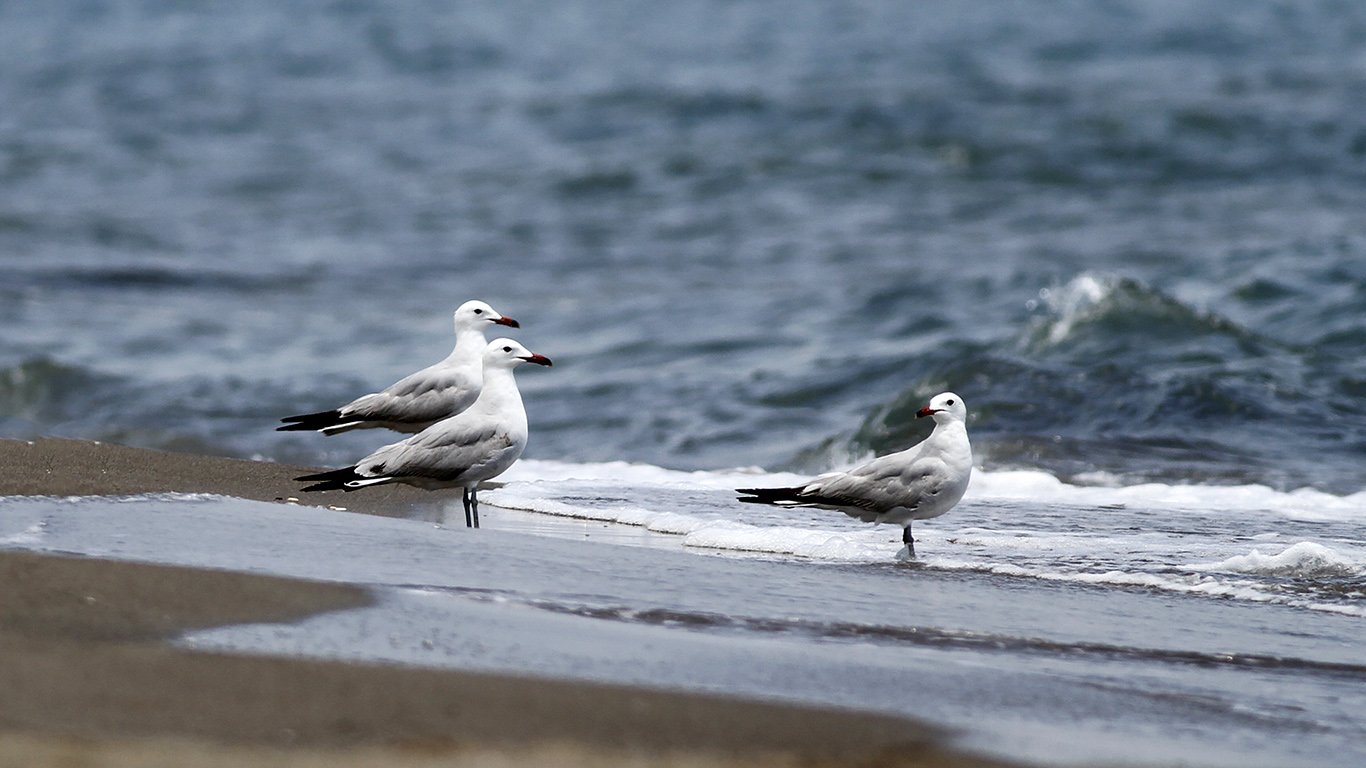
946,399,955,405
503,346,512,352
473,308,483,314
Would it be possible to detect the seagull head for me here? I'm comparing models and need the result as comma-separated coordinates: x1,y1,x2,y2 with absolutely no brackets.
916,392,966,424
485,338,553,369
454,300,520,331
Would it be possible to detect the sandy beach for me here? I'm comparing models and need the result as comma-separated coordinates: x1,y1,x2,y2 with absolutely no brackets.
0,437,445,517
0,438,1016,768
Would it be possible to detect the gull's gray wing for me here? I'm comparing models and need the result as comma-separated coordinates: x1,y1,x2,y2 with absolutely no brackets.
342,364,480,425
800,449,953,523
354,411,525,485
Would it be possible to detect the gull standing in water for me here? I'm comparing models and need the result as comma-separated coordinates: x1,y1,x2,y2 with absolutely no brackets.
278,300,519,435
296,339,552,528
737,392,972,559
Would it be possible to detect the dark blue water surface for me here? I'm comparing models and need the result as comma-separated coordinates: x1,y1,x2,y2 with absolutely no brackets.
2,0,1364,492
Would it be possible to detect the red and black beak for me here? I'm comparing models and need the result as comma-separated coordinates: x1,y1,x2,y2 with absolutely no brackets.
493,316,521,328
915,406,939,419
522,354,553,367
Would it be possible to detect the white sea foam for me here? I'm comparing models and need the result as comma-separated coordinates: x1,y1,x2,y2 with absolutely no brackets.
0,521,45,545
504,459,1366,520
487,459,1366,617
965,469,1366,522
501,458,809,490
11,492,229,506
1035,272,1114,345
1198,542,1363,579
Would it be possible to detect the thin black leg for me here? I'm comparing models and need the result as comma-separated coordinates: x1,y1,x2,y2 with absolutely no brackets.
462,487,473,528
902,523,915,558
470,487,480,528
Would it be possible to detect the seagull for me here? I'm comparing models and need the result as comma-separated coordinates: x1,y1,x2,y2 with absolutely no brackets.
295,339,552,528
277,300,520,435
737,392,972,559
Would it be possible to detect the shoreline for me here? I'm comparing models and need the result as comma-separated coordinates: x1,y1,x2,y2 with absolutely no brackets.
0,436,447,517
0,437,1019,768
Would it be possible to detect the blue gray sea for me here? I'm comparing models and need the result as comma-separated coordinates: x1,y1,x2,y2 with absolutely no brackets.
2,1,1365,766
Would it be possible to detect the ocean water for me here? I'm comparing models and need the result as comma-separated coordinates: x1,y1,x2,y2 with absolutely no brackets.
2,1,1366,764
1,0,1363,491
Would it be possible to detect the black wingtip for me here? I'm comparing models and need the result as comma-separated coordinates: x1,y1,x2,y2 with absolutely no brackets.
276,422,317,432
736,486,803,504
295,465,362,492
277,409,345,432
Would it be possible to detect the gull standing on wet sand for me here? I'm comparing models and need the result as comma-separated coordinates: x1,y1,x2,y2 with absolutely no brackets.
296,339,552,528
277,300,520,435
737,392,972,559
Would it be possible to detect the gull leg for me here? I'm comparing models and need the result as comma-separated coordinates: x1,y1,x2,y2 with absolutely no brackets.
897,523,916,561
470,487,480,529
462,487,473,528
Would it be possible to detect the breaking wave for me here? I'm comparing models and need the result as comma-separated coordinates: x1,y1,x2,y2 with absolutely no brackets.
842,273,1365,494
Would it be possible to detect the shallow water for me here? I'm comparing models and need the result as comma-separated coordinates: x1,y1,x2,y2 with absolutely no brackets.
492,460,1366,619
2,488,1364,768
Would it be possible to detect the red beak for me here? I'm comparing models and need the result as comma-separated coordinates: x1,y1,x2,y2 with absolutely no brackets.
916,407,938,419
522,354,553,367
493,316,520,328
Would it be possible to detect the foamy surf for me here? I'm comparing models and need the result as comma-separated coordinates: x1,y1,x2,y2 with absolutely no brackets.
488,460,1366,616
0,521,45,546
1198,541,1363,579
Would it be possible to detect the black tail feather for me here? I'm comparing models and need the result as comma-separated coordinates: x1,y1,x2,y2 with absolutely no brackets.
277,409,345,432
736,486,804,504
296,465,363,492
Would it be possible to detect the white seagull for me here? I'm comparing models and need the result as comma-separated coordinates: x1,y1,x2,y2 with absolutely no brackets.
296,339,552,527
737,392,972,559
278,300,520,435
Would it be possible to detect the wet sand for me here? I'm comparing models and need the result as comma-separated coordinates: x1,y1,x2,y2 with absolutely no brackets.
0,436,446,517
0,438,1020,768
